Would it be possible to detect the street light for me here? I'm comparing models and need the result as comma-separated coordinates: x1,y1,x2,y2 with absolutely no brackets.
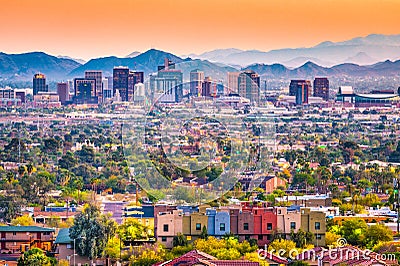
73,236,86,266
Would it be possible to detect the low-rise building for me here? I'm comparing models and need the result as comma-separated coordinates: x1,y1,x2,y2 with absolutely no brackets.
157,210,184,248
0,226,55,254
33,92,61,108
276,207,301,237
54,228,90,265
206,208,230,237
300,208,326,246
275,195,332,207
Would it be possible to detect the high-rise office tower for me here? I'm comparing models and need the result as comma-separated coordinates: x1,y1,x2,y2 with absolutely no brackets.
67,80,74,95
202,77,215,97
85,71,103,102
33,73,47,95
57,82,69,104
113,67,129,101
294,81,310,105
128,71,144,101
313,77,329,101
102,78,112,99
289,80,312,96
238,70,260,103
227,72,240,93
134,83,145,104
158,58,175,71
190,69,204,96
150,59,183,103
73,78,97,104
216,80,224,96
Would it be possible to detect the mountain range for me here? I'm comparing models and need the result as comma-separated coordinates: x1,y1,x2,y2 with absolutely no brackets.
189,34,400,67
1,34,400,84
0,52,81,81
246,60,400,80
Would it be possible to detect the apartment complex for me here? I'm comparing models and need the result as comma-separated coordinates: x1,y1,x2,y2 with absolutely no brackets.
155,204,326,248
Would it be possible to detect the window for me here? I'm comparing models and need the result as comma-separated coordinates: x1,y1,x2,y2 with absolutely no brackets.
196,223,201,230
258,235,263,240
43,232,51,235
267,234,272,241
12,232,16,236
290,222,296,230
163,224,169,232
267,223,272,230
244,223,249,230
315,222,321,230
278,209,282,214
316,234,322,240
220,223,226,231
161,236,167,242
66,244,72,249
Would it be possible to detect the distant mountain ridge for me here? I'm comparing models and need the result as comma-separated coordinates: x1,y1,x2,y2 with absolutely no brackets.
69,49,237,82
188,34,400,67
69,49,186,77
57,55,87,65
245,60,400,80
0,52,81,81
1,41,400,84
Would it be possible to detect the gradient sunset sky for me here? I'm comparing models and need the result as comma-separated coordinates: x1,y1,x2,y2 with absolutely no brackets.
1,0,399,60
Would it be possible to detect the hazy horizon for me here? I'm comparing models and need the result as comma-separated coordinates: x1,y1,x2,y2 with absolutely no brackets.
1,0,400,60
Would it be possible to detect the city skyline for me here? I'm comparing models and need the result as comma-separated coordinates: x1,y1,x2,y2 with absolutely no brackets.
1,0,400,60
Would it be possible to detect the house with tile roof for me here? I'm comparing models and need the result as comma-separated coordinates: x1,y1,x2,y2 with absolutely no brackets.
154,250,260,266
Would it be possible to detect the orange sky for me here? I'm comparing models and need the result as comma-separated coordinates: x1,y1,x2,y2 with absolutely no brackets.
0,0,399,60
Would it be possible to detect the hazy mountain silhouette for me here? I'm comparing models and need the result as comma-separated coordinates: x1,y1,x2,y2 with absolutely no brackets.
0,52,81,81
192,34,400,67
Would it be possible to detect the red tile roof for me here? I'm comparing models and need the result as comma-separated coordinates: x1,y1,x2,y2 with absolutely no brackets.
258,249,288,264
210,260,259,266
154,250,261,266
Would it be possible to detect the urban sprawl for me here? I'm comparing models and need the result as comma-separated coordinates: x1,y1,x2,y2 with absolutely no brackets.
1,57,400,266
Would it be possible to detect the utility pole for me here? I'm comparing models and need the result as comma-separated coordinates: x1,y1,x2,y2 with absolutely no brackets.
394,177,400,234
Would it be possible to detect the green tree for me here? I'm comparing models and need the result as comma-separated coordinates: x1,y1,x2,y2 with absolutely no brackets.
200,225,208,239
130,243,166,266
11,215,35,226
325,231,341,246
0,194,22,222
69,205,117,261
118,218,153,241
290,229,313,248
267,239,297,258
103,236,121,259
58,152,77,169
339,219,368,246
173,233,188,247
363,223,393,249
17,248,53,266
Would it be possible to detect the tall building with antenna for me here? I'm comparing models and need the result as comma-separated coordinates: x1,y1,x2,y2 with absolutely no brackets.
113,67,129,101
128,71,144,101
33,73,48,95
